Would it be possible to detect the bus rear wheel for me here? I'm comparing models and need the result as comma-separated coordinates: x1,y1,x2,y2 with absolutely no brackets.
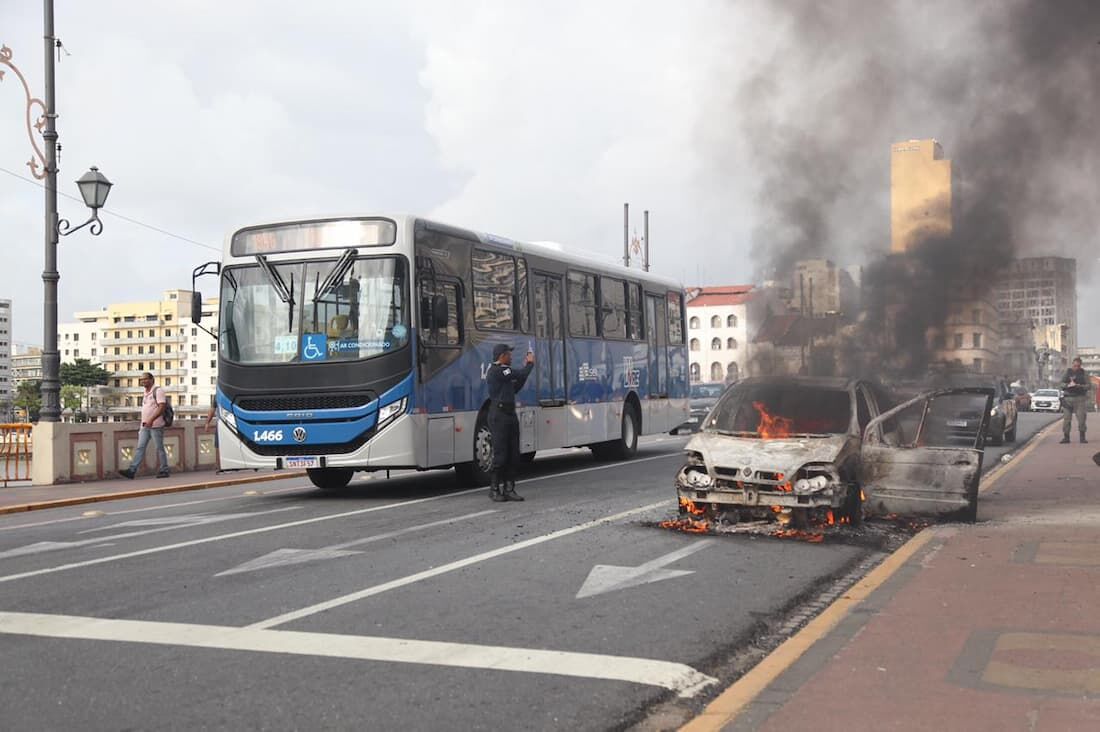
307,467,354,491
455,415,493,487
591,403,639,461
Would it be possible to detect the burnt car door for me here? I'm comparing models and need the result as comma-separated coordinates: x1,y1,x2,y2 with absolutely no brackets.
859,387,995,522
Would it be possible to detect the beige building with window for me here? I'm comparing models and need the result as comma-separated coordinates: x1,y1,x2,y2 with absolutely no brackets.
929,298,1001,374
891,138,954,254
59,290,219,421
993,257,1077,379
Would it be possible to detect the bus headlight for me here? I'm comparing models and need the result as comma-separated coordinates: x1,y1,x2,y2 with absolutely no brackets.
220,407,237,432
377,398,408,430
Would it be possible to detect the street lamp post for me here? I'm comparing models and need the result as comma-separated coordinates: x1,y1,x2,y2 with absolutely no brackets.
2,1,112,423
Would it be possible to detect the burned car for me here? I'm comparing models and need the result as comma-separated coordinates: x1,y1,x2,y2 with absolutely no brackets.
676,376,994,526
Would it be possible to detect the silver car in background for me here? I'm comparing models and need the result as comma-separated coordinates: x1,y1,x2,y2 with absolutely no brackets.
1030,388,1062,413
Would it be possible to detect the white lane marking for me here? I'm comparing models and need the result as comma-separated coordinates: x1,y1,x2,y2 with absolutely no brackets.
0,508,301,560
0,451,682,586
249,499,673,630
0,439,684,533
0,611,716,698
216,510,499,576
576,540,714,599
0,485,312,533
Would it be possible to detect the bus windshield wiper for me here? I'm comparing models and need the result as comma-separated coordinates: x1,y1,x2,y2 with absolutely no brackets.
313,248,358,303
254,255,293,305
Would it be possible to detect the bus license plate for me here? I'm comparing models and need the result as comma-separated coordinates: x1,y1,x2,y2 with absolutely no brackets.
285,456,318,469
947,419,968,428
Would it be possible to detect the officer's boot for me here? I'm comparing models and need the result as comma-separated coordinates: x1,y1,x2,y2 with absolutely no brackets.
489,471,505,502
1061,433,1071,444
1082,431,1088,444
502,469,524,502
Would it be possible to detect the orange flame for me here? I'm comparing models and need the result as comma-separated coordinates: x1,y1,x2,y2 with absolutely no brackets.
774,529,825,543
660,496,711,533
753,402,794,439
679,496,707,516
826,510,835,526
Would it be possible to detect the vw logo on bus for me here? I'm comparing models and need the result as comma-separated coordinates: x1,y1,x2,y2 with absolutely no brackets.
292,427,308,443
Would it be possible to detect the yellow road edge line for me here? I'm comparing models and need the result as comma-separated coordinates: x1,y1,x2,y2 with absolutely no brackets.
0,472,307,516
681,419,1056,731
979,421,1057,495
680,528,934,731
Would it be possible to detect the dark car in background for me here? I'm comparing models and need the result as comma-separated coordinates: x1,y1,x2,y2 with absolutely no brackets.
675,383,727,434
929,373,1018,446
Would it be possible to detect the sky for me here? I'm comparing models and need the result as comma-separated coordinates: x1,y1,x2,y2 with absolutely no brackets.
1,1,1097,347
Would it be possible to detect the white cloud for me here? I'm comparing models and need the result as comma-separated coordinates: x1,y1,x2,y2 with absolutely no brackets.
2,1,1096,349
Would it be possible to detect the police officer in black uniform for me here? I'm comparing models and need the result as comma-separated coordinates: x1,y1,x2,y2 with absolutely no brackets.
486,343,534,502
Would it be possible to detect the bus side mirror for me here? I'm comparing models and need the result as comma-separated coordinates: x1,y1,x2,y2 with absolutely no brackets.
191,292,203,325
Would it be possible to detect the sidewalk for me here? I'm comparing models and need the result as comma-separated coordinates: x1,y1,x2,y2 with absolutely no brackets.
687,427,1100,731
0,468,307,515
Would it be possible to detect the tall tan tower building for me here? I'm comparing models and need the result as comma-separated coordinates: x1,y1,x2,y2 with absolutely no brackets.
890,139,953,253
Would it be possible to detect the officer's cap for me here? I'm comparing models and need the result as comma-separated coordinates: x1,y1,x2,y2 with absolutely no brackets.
492,343,514,360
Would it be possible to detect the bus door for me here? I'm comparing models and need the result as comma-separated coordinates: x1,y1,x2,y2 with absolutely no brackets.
645,293,670,429
533,273,566,404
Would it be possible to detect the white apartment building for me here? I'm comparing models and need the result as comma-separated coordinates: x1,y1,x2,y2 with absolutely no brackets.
58,290,218,421
686,286,762,384
0,300,11,411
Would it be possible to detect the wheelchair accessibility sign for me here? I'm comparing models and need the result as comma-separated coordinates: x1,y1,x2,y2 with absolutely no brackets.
301,334,328,362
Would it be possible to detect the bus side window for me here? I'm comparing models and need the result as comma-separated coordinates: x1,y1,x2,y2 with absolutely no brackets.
666,291,684,344
421,282,462,347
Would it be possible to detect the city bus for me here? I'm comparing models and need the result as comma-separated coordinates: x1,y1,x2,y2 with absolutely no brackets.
192,215,689,490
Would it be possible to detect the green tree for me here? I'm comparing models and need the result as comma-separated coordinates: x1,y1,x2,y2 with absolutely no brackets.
60,359,110,387
60,359,110,417
60,385,83,412
14,380,41,422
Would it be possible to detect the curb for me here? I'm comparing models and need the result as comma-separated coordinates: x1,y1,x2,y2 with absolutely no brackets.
978,419,1058,495
0,471,308,516
679,419,1049,731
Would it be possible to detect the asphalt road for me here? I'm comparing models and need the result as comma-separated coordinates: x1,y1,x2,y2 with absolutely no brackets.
0,419,1056,731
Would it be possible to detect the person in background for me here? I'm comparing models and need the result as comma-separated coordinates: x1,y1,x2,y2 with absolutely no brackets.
119,372,169,479
1060,356,1089,444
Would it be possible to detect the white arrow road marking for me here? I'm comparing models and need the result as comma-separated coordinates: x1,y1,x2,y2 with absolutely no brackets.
0,611,717,698
249,499,672,630
0,452,680,586
216,510,498,576
0,508,301,561
576,540,715,599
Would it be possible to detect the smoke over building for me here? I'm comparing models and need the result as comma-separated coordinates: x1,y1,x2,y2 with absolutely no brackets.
703,0,1100,377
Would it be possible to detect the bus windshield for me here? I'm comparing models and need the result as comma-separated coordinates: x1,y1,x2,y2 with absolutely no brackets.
220,255,409,365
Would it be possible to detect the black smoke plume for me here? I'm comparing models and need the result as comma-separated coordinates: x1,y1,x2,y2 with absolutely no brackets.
711,0,1100,377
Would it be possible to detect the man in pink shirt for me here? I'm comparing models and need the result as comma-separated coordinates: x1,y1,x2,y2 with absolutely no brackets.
119,372,170,479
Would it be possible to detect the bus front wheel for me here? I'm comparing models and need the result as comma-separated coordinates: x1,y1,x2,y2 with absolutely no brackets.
455,415,493,487
307,467,354,491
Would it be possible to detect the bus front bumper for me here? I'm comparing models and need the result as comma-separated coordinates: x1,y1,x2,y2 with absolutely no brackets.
217,414,419,472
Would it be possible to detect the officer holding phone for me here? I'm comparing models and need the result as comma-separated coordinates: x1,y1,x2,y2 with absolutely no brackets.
485,343,534,501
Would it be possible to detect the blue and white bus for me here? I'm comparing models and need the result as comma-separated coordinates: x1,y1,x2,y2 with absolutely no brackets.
192,215,689,490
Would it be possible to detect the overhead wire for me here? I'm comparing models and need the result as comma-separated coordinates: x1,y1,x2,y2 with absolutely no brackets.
0,165,220,253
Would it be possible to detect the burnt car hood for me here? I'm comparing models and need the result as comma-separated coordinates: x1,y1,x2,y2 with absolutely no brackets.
685,432,851,474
